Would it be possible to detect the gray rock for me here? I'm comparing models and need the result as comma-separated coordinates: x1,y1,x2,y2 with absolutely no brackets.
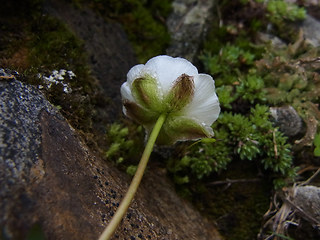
256,32,287,49
258,184,320,239
0,76,222,239
166,0,216,61
0,79,57,214
270,106,303,137
299,14,320,47
45,0,137,120
294,185,320,224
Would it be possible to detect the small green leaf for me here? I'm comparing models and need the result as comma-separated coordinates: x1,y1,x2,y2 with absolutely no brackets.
314,147,320,157
126,165,138,176
106,143,121,158
201,138,216,143
174,175,189,184
116,157,124,164
187,138,216,148
314,133,320,147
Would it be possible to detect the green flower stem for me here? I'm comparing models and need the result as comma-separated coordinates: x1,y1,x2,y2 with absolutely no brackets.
98,113,167,240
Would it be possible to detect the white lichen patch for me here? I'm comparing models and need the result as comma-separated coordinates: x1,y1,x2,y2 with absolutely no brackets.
37,69,76,93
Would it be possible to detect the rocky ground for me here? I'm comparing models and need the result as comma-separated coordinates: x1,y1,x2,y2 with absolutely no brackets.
1,0,320,239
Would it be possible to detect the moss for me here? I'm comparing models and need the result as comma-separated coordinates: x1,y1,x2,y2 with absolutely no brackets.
192,0,315,189
314,133,320,157
266,0,306,23
192,160,271,240
166,1,315,238
0,1,40,68
0,0,107,145
2,1,315,239
25,15,101,134
168,105,295,189
124,1,171,62
105,122,144,170
71,0,172,63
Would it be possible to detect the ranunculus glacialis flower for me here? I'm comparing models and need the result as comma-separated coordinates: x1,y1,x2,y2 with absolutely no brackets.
121,55,220,144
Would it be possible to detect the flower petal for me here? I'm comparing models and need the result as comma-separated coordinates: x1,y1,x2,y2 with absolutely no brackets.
120,82,135,102
127,64,145,84
183,74,220,126
145,55,198,95
156,116,213,145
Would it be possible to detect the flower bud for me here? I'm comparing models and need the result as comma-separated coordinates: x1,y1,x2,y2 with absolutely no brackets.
121,55,220,144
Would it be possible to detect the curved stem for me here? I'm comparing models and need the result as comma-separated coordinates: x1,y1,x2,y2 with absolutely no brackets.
98,114,166,240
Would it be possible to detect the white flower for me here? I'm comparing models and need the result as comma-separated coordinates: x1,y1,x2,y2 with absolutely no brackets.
121,55,220,144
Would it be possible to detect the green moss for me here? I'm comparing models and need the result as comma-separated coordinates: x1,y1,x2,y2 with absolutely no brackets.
314,133,320,157
0,0,42,66
105,122,144,171
238,0,306,24
105,123,143,162
28,17,87,72
200,43,257,86
26,223,46,240
25,14,100,134
192,160,271,240
164,6,313,238
236,71,266,104
72,0,172,62
168,105,295,189
262,0,306,42
189,0,316,190
0,0,107,143
266,0,306,23
126,2,171,62
257,43,320,109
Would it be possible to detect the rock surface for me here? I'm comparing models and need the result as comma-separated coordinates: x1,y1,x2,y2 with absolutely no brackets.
294,185,320,224
0,77,222,239
44,0,137,121
269,106,304,137
166,0,216,61
299,14,320,47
